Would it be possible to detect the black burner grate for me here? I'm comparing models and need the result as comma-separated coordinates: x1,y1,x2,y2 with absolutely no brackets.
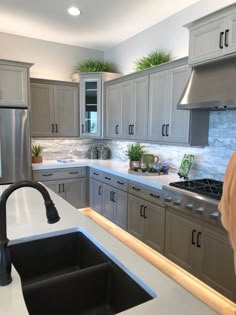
169,178,223,200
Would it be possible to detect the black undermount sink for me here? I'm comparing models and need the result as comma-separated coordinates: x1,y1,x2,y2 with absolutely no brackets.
9,232,154,315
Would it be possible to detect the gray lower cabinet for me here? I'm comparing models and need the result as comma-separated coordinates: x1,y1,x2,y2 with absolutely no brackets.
32,167,87,209
101,184,128,230
89,178,102,214
128,194,165,253
31,79,79,137
165,209,236,301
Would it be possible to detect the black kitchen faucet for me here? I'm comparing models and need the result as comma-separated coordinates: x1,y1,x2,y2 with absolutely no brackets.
0,181,60,286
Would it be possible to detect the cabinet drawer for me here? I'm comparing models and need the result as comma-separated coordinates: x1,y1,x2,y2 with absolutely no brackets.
101,172,128,192
89,168,104,180
33,167,86,181
129,180,164,206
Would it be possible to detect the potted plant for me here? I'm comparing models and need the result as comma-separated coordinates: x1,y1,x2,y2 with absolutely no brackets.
126,143,145,170
32,144,44,163
134,49,173,72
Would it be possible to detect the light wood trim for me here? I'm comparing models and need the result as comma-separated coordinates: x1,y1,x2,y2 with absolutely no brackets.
80,208,236,315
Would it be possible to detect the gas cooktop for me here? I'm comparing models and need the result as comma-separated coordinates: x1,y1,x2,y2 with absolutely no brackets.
169,178,223,200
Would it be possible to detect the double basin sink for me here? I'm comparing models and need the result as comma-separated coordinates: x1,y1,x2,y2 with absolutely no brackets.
9,231,154,315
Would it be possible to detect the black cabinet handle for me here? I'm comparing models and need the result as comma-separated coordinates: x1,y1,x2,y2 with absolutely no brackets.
143,206,147,219
191,229,196,245
42,173,53,177
98,186,102,196
225,29,229,47
131,124,134,135
93,172,99,176
63,183,65,193
132,186,140,191
58,184,61,194
140,205,144,217
112,191,115,202
129,124,132,135
162,124,166,136
117,181,124,185
69,171,79,174
104,176,111,180
51,124,54,133
115,124,119,135
110,191,113,201
166,124,169,137
55,123,58,133
150,193,160,199
197,232,202,248
219,31,224,49
82,124,84,133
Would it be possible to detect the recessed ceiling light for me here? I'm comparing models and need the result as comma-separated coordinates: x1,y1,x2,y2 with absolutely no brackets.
67,6,81,16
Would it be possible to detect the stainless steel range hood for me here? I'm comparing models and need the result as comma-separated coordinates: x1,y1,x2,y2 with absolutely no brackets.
178,58,236,110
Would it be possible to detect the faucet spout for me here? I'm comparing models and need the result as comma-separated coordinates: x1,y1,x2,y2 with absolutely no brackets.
0,181,60,286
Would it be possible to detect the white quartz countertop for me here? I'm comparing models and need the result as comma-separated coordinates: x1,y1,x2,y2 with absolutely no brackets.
0,184,217,315
32,159,180,190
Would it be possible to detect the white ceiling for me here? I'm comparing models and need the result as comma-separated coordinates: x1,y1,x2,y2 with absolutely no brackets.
0,0,199,51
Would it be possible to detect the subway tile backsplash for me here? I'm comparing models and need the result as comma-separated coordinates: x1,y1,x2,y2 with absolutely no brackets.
32,110,236,181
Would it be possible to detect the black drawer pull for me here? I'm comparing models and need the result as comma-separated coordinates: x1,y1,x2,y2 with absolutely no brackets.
42,173,53,177
166,124,169,137
150,193,160,199
143,206,147,219
93,172,99,176
162,124,166,136
51,124,54,133
115,125,119,135
117,181,124,185
104,176,111,180
132,186,140,191
69,171,79,174
197,232,202,248
191,229,196,245
98,186,102,196
55,123,58,133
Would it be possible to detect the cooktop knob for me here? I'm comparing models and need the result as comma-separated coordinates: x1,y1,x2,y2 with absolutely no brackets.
164,196,172,202
185,203,193,210
195,207,204,214
210,211,219,219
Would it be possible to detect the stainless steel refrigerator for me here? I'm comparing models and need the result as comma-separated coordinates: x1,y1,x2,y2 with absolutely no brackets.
0,108,31,184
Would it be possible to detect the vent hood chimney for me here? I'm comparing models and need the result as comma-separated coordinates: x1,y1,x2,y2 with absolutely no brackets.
178,57,236,110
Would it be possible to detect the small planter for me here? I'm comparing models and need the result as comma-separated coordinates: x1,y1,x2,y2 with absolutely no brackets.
129,160,141,170
32,156,43,164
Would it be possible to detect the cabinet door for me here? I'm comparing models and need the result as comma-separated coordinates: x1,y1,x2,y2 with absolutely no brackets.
132,76,149,140
101,183,114,222
113,188,128,230
0,65,28,107
128,194,144,241
148,71,167,142
165,210,196,273
226,12,236,55
63,178,87,209
89,178,102,214
80,77,102,138
105,84,121,138
144,202,165,253
54,85,79,137
43,180,65,199
196,227,236,301
189,18,225,65
30,83,55,137
165,66,191,144
120,80,133,139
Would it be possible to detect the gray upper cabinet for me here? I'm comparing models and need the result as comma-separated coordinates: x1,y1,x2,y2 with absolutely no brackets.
31,79,79,137
0,60,32,108
105,76,149,140
148,64,209,146
80,72,121,139
187,4,236,65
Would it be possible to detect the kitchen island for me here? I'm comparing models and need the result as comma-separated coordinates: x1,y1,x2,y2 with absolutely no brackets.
0,180,235,315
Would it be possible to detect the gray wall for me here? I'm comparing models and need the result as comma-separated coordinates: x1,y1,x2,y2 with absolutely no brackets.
104,0,236,74
32,110,236,181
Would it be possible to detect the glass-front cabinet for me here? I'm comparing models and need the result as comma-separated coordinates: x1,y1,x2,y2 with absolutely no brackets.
80,74,102,138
